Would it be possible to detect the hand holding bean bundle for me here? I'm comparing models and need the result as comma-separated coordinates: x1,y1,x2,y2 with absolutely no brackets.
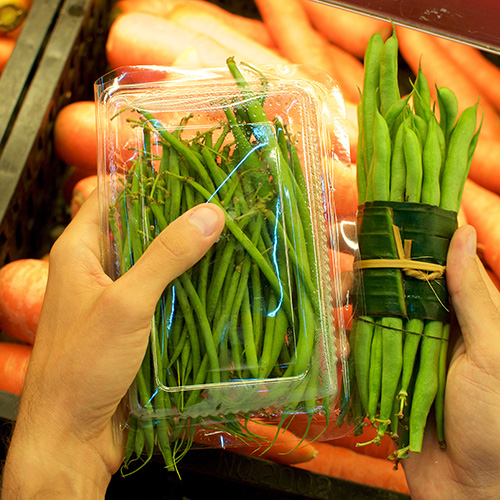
402,225,500,500
347,29,482,459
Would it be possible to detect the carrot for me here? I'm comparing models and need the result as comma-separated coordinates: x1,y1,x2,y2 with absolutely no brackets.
0,0,31,34
468,136,500,194
192,0,275,49
396,25,500,139
194,419,317,465
254,0,348,96
325,419,396,460
328,249,354,330
336,100,360,163
461,179,500,279
434,37,500,114
329,250,354,275
70,175,98,218
171,45,202,68
0,35,14,74
114,0,177,17
54,100,97,175
106,12,288,70
0,342,32,394
0,259,48,344
166,5,287,66
114,0,276,48
324,43,365,104
300,0,392,60
294,441,410,494
326,161,358,217
333,303,353,332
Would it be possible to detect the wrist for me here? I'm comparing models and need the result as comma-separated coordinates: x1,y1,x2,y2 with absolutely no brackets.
2,420,112,500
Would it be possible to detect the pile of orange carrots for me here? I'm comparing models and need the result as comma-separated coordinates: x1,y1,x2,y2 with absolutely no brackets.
3,0,500,494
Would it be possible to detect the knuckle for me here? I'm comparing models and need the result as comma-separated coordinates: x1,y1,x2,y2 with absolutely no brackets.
154,232,194,264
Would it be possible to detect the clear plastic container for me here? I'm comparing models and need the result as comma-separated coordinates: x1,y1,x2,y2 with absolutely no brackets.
95,60,353,469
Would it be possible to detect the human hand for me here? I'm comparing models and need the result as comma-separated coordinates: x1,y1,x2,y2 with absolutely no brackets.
2,191,225,499
403,225,500,500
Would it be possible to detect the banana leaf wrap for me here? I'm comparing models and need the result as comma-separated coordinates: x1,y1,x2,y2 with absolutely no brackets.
354,201,457,323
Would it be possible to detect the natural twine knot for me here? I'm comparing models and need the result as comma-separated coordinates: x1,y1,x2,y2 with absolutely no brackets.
353,225,446,281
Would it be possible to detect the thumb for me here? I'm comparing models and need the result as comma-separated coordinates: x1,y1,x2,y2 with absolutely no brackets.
447,225,500,357
115,203,225,308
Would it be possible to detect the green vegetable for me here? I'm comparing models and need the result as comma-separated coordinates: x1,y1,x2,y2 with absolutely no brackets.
107,59,335,474
348,29,481,461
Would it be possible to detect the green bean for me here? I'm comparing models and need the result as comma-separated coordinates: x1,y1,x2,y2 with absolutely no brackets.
265,209,319,315
378,316,403,436
390,381,401,438
440,103,478,212
412,66,432,122
379,31,400,116
283,122,309,203
389,121,406,202
196,246,213,308
411,114,428,149
168,281,201,376
353,317,374,414
259,295,289,379
206,237,238,321
226,58,316,283
251,262,264,356
155,412,174,470
403,125,423,203
384,96,410,140
242,287,259,378
409,321,443,452
166,171,294,320
421,116,442,206
356,103,367,204
177,273,220,383
436,86,458,146
370,109,392,201
361,33,385,186
134,423,145,459
367,321,383,422
226,218,263,377
436,323,450,448
398,318,424,417
122,416,138,469
139,109,217,195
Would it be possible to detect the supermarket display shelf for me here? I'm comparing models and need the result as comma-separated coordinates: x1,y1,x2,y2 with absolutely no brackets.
0,0,64,149
320,0,500,54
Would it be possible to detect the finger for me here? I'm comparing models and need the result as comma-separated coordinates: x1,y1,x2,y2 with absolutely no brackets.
115,203,225,307
477,259,500,310
50,189,101,264
447,225,500,354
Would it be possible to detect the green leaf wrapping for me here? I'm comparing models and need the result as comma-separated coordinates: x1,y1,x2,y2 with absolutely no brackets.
354,201,457,323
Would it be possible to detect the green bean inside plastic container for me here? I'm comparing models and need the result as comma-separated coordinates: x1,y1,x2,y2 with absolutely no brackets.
95,59,351,473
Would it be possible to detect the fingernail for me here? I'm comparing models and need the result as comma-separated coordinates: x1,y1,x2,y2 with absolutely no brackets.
189,206,220,236
466,227,477,258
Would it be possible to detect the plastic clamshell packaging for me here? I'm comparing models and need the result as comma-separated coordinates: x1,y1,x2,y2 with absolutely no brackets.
95,62,351,450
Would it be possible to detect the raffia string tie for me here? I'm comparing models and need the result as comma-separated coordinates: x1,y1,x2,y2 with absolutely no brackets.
353,225,446,281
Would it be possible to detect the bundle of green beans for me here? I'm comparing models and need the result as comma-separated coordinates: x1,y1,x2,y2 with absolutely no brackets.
107,59,336,473
348,30,481,460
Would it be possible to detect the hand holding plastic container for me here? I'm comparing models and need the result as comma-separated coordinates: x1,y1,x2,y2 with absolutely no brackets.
95,58,352,472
